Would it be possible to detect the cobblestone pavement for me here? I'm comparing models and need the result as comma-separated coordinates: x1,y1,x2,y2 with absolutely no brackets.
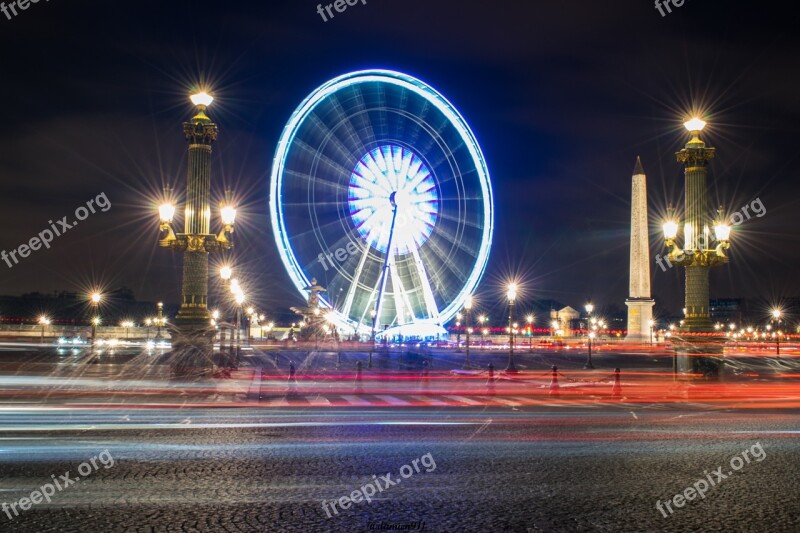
1,406,798,532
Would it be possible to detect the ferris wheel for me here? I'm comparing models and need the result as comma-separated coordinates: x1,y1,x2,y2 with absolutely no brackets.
270,70,493,338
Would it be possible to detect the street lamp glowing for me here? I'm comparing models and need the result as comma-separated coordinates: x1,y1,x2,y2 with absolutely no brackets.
663,220,679,240
585,302,594,315
190,92,213,107
714,221,731,242
234,292,245,305
220,266,233,281
92,317,101,326
159,202,176,223
39,315,50,325
221,204,237,226
773,309,782,320
506,283,518,303
90,292,102,304
526,314,534,324
683,117,706,133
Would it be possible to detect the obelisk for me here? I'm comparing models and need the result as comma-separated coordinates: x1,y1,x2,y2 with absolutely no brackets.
625,156,655,342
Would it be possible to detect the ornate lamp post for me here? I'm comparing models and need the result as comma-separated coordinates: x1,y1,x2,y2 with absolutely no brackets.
505,283,518,372
648,319,655,345
157,92,236,374
584,302,595,369
663,118,731,333
662,118,732,376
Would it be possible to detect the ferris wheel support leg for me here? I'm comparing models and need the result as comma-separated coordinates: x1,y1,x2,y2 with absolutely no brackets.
373,204,399,348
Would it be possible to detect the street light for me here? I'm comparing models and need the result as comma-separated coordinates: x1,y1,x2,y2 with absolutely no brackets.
219,266,234,357
506,283,518,372
155,302,165,340
463,295,472,369
234,290,245,366
772,309,783,356
246,307,256,346
526,314,534,351
38,315,50,344
89,292,102,348
91,316,101,349
584,302,595,369
157,92,236,374
455,312,463,350
120,320,134,340
368,308,377,368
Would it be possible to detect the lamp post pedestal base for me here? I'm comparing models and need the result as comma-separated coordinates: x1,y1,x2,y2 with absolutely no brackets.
669,333,726,381
168,322,216,380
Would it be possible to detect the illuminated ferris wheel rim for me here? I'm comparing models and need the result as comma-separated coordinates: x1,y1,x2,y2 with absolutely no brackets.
270,69,494,331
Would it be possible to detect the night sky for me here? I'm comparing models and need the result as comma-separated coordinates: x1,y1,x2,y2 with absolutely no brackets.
1,0,799,322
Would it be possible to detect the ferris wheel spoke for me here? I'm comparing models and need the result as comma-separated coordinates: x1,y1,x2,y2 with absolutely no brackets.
329,90,378,157
421,234,470,286
290,138,354,184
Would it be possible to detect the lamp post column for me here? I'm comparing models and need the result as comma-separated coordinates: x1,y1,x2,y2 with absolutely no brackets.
175,103,217,327
505,284,518,372
677,126,715,332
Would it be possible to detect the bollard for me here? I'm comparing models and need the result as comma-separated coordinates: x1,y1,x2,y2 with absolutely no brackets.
549,365,560,397
287,361,298,395
487,363,496,396
612,367,622,399
354,360,363,393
